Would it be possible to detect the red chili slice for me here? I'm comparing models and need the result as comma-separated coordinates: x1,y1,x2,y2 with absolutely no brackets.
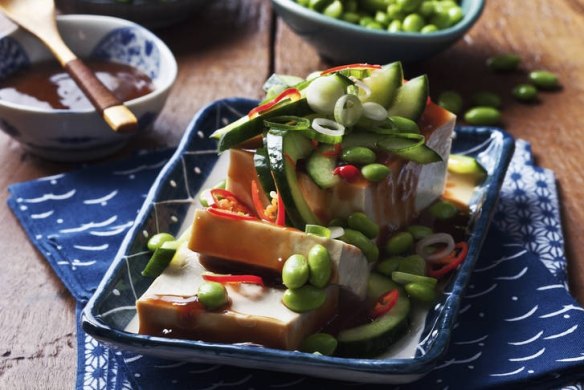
427,241,469,279
251,180,272,222
321,63,381,75
209,188,253,215
207,207,257,221
333,164,360,181
203,274,265,287
247,88,301,119
276,191,286,226
370,289,399,319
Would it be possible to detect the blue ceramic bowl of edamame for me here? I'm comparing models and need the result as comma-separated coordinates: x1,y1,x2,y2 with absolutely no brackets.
272,0,485,64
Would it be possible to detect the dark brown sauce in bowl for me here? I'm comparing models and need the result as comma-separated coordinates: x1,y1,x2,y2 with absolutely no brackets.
0,60,154,110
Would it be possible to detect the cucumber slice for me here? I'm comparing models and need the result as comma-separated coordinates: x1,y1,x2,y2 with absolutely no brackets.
387,75,429,122
254,147,276,195
306,146,340,189
213,99,311,152
141,240,180,278
337,273,410,357
360,62,404,109
266,131,321,228
392,271,438,287
448,154,487,184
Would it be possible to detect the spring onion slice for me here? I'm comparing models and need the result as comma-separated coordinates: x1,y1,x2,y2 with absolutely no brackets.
264,115,310,131
334,94,363,126
362,102,388,121
416,233,455,263
349,76,371,98
305,224,331,238
311,118,345,144
329,226,345,239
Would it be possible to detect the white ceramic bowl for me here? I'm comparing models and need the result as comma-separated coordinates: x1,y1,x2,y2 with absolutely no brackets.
0,14,177,162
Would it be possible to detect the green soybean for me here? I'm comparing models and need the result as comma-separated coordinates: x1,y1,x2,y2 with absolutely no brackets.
388,115,420,133
392,271,438,287
308,245,332,288
198,281,228,310
471,91,502,109
361,163,391,182
340,228,379,262
342,146,376,165
342,11,361,23
486,53,521,72
405,282,436,302
464,106,501,126
347,212,379,239
398,254,426,275
421,24,438,33
282,254,310,289
512,84,538,102
437,90,463,114
385,231,414,255
419,1,435,17
300,333,338,355
376,256,403,276
529,70,560,90
328,217,347,227
147,232,175,251
428,200,458,219
309,0,334,12
375,10,391,26
430,10,451,29
323,0,343,18
388,19,402,32
283,285,326,312
447,6,463,24
402,13,425,32
397,0,422,13
406,225,433,240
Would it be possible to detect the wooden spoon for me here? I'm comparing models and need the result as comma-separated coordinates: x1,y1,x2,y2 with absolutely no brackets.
0,0,138,133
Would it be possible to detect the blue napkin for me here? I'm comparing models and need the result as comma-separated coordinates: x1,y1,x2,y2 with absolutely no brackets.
7,140,584,390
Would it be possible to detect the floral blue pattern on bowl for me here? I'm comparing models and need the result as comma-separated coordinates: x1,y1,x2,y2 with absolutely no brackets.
0,37,29,80
81,97,515,383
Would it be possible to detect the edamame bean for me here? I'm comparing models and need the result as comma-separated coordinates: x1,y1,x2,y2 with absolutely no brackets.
340,228,379,262
282,285,326,312
421,24,438,33
428,200,458,219
397,0,422,13
402,13,425,32
398,254,426,276
386,4,404,20
308,0,332,12
323,0,343,18
282,254,310,289
407,225,433,240
361,163,391,182
328,217,347,227
342,146,376,165
375,10,391,26
430,10,451,29
147,232,175,251
388,19,402,32
308,244,332,288
385,231,414,255
512,84,538,102
419,1,434,17
471,91,502,109
348,211,380,239
448,6,463,24
388,116,420,133
486,53,521,72
405,282,436,302
198,281,228,310
437,90,463,114
464,106,501,126
376,256,403,276
342,11,361,23
529,70,560,90
361,0,389,12
300,333,338,355
366,21,384,30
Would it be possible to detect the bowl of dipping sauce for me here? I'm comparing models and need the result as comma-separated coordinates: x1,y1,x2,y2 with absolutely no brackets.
271,0,485,64
0,14,177,162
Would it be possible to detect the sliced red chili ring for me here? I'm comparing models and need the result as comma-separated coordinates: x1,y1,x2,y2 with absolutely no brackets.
207,207,257,221
427,241,469,279
276,191,286,226
209,188,253,215
321,63,381,75
203,274,265,286
247,88,301,119
370,289,399,319
250,180,273,222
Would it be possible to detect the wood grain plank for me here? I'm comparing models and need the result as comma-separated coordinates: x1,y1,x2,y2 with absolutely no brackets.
274,0,584,304
0,1,272,387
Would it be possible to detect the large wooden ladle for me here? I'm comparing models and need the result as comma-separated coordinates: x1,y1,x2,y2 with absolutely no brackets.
0,0,138,132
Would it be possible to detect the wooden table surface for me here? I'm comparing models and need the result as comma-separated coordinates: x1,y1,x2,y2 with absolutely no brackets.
1,0,583,387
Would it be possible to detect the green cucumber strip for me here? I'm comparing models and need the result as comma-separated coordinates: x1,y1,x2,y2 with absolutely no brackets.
141,240,180,278
266,131,321,228
448,154,487,183
360,62,404,109
254,147,276,195
214,99,311,151
306,146,340,189
387,74,429,122
392,271,438,287
343,133,441,164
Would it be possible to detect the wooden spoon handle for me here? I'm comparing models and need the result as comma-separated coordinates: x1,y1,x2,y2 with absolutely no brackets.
65,59,138,133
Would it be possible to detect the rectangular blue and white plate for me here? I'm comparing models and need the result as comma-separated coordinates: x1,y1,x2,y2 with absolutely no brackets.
82,97,515,384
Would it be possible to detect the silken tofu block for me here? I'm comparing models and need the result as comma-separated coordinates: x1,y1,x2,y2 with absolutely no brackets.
137,245,338,350
189,208,369,299
225,103,455,231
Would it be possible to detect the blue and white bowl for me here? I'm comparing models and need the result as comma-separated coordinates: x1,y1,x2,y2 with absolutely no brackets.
0,15,177,162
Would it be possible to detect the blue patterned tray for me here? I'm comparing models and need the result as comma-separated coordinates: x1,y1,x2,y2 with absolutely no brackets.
81,98,515,384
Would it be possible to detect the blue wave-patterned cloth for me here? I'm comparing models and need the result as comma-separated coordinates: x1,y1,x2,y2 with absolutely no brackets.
7,140,584,390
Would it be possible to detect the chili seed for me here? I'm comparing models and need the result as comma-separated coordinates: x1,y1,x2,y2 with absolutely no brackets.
464,106,502,126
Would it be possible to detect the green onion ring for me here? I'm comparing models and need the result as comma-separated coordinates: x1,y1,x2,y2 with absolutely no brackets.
305,224,332,238
334,94,363,127
264,115,311,131
311,118,345,144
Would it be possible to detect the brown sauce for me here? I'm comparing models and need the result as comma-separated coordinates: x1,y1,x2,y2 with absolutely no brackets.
0,60,154,110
